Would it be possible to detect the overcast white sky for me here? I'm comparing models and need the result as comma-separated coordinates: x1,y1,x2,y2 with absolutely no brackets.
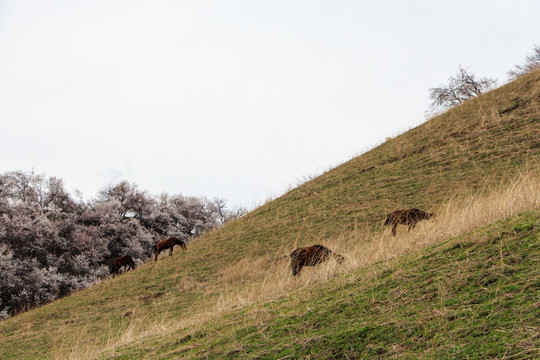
0,1,539,209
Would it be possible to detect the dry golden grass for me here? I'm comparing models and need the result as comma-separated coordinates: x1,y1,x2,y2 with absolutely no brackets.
211,166,540,305
51,168,540,360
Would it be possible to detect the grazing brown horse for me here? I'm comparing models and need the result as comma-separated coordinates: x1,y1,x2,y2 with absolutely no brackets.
384,208,434,236
290,245,344,276
155,237,187,261
111,255,136,275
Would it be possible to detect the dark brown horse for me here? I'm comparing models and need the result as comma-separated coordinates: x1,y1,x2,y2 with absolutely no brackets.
290,245,344,276
384,208,434,236
111,255,136,275
155,237,187,261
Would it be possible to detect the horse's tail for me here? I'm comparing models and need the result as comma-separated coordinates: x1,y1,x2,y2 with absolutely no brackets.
154,243,159,261
383,215,390,226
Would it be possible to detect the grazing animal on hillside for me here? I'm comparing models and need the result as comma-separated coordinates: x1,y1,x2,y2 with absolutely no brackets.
155,237,187,261
290,245,344,276
384,208,434,236
111,255,136,275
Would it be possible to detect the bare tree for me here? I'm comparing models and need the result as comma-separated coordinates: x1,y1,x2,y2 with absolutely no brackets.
213,197,228,224
3,170,35,205
213,197,247,224
227,205,247,221
97,181,153,219
428,66,497,115
508,45,540,80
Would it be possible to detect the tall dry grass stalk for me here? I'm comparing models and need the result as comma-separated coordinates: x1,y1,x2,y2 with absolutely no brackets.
58,169,540,359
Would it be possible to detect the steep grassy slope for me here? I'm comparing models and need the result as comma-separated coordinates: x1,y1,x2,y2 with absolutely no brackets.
105,211,540,359
0,71,539,359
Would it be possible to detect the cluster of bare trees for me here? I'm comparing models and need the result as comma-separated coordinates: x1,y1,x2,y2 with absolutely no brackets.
0,171,245,319
428,45,539,115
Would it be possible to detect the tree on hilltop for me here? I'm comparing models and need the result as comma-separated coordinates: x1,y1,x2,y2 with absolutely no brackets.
508,44,540,80
428,66,497,115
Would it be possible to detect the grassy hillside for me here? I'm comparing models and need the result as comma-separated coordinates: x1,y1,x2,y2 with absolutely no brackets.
0,70,539,359
106,211,540,359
